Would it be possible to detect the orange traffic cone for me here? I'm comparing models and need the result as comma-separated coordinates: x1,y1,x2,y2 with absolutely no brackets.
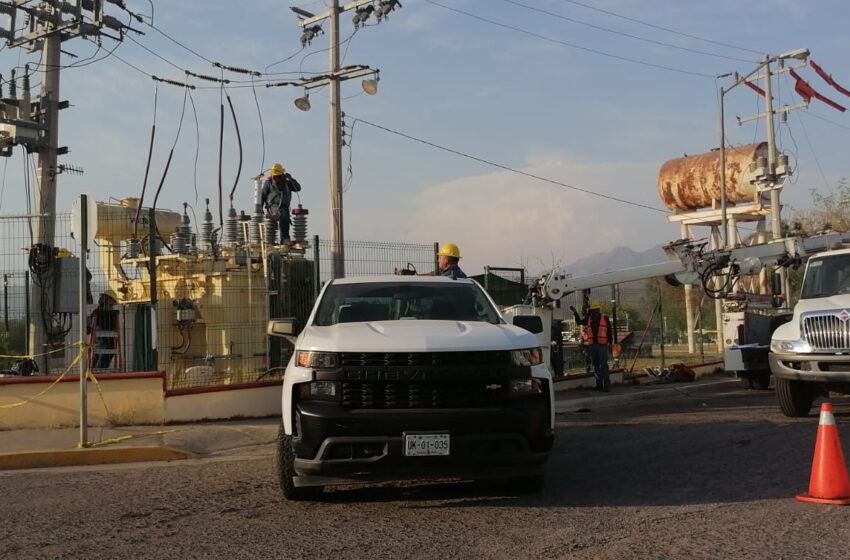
797,403,850,505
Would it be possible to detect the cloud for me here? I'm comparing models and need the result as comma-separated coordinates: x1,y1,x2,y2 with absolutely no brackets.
383,151,679,276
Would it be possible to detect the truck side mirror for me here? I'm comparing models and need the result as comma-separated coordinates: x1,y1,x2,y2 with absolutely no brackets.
268,317,299,337
513,315,543,334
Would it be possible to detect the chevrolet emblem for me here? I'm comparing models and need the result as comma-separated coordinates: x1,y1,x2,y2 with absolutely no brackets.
839,310,850,322
485,384,503,390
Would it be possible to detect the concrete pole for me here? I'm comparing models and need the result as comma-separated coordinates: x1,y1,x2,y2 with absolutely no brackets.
681,223,695,354
763,57,790,308
78,195,88,447
30,26,62,373
711,226,724,353
329,0,345,279
719,87,728,249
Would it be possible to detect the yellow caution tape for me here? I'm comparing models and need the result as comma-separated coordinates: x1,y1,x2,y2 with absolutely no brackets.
0,351,84,409
0,341,86,360
88,429,180,448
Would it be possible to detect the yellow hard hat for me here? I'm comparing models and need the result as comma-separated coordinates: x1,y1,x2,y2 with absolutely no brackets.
269,163,286,177
103,289,119,302
437,243,461,259
589,300,603,310
56,248,72,258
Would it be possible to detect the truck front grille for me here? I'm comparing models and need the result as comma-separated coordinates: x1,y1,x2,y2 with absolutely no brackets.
340,351,511,368
341,380,509,409
801,313,850,351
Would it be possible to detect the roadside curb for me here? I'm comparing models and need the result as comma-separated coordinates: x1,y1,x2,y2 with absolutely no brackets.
0,445,194,471
554,378,738,414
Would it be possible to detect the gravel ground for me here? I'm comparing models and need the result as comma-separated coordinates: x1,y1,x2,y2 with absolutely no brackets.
2,384,849,560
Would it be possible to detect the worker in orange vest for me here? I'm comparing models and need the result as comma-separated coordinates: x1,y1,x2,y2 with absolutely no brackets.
571,301,612,392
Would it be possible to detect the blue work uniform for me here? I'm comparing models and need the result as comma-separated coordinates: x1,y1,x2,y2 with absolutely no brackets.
260,173,301,241
441,264,467,279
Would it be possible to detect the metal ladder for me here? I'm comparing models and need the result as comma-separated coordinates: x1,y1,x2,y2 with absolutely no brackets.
88,310,122,373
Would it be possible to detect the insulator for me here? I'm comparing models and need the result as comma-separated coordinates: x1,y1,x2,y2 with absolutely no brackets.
237,211,250,244
188,233,198,256
126,238,141,259
201,198,214,251
250,213,263,245
291,205,309,243
225,206,238,247
264,215,277,245
171,231,187,255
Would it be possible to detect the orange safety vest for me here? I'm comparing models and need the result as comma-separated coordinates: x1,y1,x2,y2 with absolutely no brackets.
585,315,609,345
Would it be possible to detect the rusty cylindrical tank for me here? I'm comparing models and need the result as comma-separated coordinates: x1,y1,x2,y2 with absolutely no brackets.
658,143,767,212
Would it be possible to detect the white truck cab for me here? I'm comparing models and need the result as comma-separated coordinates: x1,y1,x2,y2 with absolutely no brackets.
770,247,850,416
268,275,555,500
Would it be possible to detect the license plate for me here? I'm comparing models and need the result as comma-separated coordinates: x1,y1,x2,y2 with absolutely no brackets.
403,433,450,457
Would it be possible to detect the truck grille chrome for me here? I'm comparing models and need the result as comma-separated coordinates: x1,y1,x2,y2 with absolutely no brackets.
801,312,850,351
341,380,509,409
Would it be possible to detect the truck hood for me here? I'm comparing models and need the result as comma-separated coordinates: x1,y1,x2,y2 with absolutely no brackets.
297,320,540,353
794,295,850,316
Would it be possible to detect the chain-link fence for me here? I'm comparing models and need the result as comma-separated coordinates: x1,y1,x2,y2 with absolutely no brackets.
0,210,438,390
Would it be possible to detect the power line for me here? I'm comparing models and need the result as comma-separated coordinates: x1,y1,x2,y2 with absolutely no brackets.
795,109,833,193
804,110,850,132
555,0,764,55
350,116,668,213
502,0,755,64
423,0,715,79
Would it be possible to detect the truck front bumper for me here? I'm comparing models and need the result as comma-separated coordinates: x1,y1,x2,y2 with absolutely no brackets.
769,351,850,383
290,397,553,485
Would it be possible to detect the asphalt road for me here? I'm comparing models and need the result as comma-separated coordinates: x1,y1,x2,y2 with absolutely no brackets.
2,383,849,560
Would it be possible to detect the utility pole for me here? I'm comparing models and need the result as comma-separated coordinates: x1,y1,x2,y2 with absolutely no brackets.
291,0,396,279
0,1,130,372
328,0,344,280
31,26,62,372
717,48,810,313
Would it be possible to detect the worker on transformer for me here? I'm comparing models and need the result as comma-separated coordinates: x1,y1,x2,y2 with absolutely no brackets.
261,163,302,242
570,301,612,392
437,243,467,279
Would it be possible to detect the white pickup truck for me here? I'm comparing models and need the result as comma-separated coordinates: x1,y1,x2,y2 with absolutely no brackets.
770,247,850,416
267,275,555,500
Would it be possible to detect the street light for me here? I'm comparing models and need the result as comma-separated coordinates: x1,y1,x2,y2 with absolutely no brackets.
361,77,378,95
294,92,311,111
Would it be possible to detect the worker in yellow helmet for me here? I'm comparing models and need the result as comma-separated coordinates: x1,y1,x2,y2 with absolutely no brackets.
570,300,612,392
437,243,466,279
261,163,302,242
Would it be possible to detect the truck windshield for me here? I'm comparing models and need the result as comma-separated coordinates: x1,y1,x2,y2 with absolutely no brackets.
313,282,502,326
801,253,850,299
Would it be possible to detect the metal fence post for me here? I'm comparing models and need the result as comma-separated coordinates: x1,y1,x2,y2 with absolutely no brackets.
313,235,321,300
484,265,490,292
3,273,8,331
24,271,30,352
148,208,158,371
433,242,439,275
78,194,89,447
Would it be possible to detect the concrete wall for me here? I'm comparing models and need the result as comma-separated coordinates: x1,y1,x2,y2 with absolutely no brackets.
0,373,165,429
164,382,282,423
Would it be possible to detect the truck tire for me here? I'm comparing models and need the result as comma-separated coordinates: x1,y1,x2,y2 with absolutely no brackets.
276,424,322,501
776,378,814,417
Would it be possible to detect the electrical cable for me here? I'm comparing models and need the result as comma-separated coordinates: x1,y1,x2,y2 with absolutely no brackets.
555,0,763,55
217,86,225,228
251,74,266,176
134,83,159,237
151,83,189,211
299,29,358,75
351,116,668,213
264,46,306,74
187,87,201,205
22,147,33,245
795,108,833,194
502,0,755,64
803,110,850,132
226,93,244,202
423,0,716,78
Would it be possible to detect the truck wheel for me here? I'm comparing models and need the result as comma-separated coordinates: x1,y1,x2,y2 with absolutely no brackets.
276,424,322,501
776,378,814,417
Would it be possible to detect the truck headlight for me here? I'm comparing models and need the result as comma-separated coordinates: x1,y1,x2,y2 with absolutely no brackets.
295,351,340,369
510,348,543,366
770,339,812,354
509,378,544,396
297,381,339,400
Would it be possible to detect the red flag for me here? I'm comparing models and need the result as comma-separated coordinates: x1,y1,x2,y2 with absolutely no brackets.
789,69,846,112
744,81,767,97
810,60,850,98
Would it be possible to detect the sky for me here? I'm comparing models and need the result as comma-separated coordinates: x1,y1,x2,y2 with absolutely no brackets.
1,0,849,276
